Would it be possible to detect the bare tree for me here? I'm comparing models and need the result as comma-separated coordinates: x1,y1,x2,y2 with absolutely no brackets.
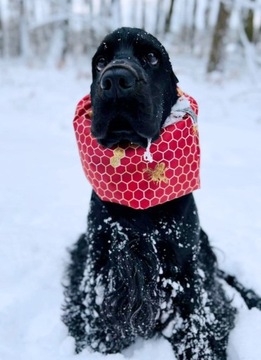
0,0,259,74
164,0,175,33
83,0,95,52
237,1,258,79
243,0,255,42
5,0,21,57
204,0,212,30
207,1,232,73
180,0,189,43
57,0,71,67
19,0,31,61
155,0,162,35
190,0,197,51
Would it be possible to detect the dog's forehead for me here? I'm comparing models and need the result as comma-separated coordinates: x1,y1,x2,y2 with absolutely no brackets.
95,27,168,58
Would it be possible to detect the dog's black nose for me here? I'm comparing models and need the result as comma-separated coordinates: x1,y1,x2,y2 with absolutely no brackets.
100,67,136,98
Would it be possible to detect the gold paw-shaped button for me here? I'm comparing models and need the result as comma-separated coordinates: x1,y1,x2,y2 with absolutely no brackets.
110,147,125,168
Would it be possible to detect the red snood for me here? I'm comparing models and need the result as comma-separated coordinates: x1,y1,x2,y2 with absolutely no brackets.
73,90,200,210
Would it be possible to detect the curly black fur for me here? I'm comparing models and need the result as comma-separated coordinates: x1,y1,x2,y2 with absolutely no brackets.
63,193,237,358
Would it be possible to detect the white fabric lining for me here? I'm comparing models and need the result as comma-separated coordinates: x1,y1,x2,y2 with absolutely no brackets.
144,95,197,163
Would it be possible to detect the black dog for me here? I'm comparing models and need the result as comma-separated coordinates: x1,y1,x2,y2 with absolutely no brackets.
63,27,261,359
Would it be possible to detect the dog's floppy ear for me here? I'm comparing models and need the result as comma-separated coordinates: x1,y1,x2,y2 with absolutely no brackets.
172,72,179,84
159,67,179,125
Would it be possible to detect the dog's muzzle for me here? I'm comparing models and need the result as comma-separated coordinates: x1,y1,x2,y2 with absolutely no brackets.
92,61,151,148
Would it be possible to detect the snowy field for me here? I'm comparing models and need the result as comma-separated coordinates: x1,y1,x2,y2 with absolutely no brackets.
1,54,261,360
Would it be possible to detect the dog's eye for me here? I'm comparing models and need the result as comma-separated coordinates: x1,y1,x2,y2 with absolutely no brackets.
96,58,107,72
146,53,159,66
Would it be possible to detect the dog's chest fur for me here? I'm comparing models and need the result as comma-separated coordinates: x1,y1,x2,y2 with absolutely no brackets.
63,193,221,354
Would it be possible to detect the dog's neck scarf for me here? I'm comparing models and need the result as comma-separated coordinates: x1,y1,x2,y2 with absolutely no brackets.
73,89,200,209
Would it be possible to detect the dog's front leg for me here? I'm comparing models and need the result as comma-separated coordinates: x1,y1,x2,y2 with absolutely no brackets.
167,278,228,360
69,192,141,353
165,253,235,359
68,191,161,354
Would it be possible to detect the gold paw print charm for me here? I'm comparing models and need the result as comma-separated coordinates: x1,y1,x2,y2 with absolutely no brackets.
144,162,169,184
86,110,93,118
110,147,125,168
193,124,198,135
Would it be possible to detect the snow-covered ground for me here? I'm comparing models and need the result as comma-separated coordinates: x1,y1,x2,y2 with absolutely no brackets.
1,55,261,360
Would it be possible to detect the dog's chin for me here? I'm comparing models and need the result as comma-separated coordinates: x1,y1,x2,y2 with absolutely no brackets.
96,131,149,149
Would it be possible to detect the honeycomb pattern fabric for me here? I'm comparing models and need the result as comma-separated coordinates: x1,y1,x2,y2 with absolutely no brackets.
73,91,200,210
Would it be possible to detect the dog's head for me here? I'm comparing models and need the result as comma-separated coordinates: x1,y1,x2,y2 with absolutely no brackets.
90,27,179,148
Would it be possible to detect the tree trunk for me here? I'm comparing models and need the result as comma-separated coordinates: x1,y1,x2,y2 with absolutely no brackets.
204,0,211,29
207,1,232,73
19,0,31,61
243,0,254,43
55,0,71,67
83,0,95,50
164,0,175,34
190,0,197,51
155,0,162,35
238,7,257,79
7,0,21,57
181,0,189,43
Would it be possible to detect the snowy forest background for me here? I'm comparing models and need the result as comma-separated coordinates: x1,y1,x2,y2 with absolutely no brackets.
1,0,261,74
1,1,261,360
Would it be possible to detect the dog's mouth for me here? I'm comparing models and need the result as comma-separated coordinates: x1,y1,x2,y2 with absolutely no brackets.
93,116,151,148
96,130,149,149
100,139,148,149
